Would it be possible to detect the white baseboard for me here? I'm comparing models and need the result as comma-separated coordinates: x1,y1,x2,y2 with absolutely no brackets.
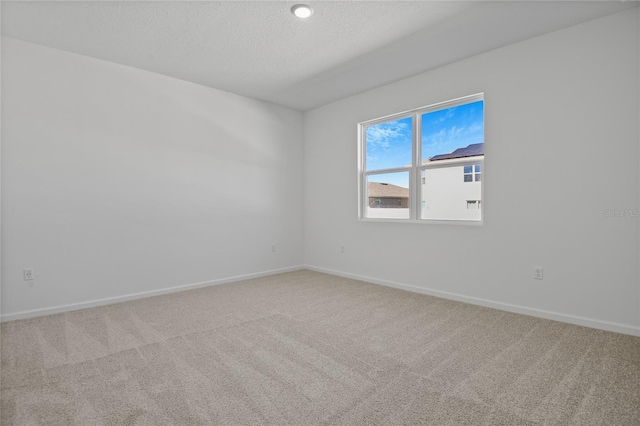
4,264,638,337
0,265,305,323
304,265,640,337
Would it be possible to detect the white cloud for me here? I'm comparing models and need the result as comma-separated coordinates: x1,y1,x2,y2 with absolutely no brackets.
365,119,412,167
423,119,484,154
366,120,410,149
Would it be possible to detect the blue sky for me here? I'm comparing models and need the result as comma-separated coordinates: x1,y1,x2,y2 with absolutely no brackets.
421,100,484,160
368,171,410,188
366,100,483,188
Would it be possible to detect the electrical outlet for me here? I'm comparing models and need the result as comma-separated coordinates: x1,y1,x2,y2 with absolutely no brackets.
534,267,543,280
24,268,34,281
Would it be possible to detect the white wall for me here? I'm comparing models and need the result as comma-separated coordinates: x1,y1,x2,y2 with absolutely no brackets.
1,37,304,318
422,161,482,221
304,10,640,335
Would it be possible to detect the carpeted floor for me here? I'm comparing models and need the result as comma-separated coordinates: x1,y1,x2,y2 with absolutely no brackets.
1,269,639,425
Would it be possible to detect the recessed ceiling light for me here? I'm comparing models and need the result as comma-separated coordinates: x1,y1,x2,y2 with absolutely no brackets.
291,4,313,19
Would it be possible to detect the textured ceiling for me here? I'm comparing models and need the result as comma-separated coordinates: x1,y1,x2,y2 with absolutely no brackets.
2,1,638,111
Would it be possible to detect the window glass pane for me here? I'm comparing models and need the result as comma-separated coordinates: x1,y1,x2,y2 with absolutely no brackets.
463,165,472,174
474,164,481,172
365,116,412,171
365,172,410,219
422,166,482,221
475,174,481,182
421,100,484,163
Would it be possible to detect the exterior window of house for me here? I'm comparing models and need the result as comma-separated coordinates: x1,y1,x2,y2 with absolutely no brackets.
467,200,481,209
359,93,484,223
464,164,481,182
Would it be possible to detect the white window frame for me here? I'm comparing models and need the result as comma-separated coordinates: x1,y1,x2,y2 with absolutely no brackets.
358,93,484,225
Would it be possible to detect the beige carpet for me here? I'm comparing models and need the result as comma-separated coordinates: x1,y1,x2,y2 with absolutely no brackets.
1,270,638,425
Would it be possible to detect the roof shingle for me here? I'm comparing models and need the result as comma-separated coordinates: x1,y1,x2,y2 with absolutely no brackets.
367,182,409,198
429,142,484,161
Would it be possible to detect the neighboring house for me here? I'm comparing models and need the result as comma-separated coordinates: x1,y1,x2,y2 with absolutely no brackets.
422,143,483,221
367,182,409,208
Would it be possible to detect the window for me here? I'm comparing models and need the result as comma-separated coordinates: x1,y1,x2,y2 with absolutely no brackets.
464,164,481,182
467,200,481,209
359,94,484,223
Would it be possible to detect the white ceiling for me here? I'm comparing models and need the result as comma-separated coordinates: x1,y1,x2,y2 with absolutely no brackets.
2,1,638,111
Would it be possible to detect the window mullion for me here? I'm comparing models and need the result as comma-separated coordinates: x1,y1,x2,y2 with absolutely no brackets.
412,111,421,220
365,167,412,176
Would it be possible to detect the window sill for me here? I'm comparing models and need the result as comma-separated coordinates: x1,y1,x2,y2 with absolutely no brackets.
358,217,484,226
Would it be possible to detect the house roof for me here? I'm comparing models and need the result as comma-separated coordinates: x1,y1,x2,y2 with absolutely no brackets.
429,143,484,161
367,182,409,198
